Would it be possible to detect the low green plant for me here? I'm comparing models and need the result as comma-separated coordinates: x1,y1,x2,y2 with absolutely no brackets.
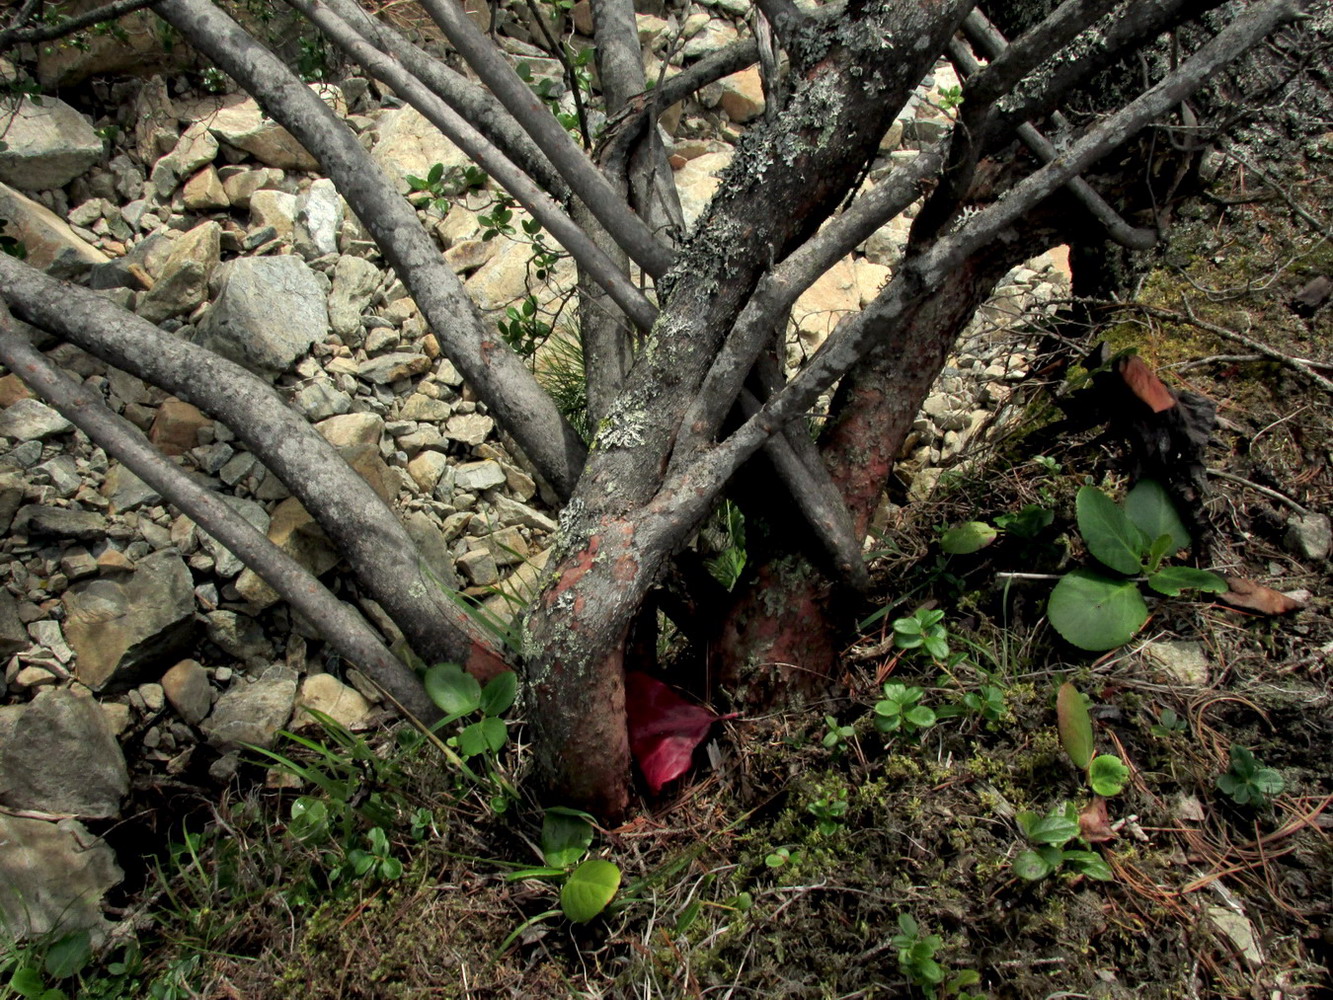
419,662,520,812
405,161,488,216
330,826,403,886
702,499,747,592
892,914,985,998
892,607,950,661
1011,803,1113,881
764,845,796,868
1056,682,1129,797
1047,480,1227,650
821,714,856,750
1150,707,1190,738
807,795,849,836
939,503,1052,555
874,682,937,737
936,84,964,112
1216,744,1284,806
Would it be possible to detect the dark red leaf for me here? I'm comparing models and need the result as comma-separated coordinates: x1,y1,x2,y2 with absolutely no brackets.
1219,577,1305,615
1118,355,1177,413
624,672,732,794
1078,797,1116,844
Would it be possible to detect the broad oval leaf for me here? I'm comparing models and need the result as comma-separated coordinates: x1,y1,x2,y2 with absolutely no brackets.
1056,682,1094,771
43,930,91,980
1147,566,1228,597
1089,754,1130,797
289,796,330,843
1048,570,1150,651
940,521,998,554
479,670,518,717
1124,479,1190,554
1013,848,1058,880
424,662,481,717
561,858,621,923
542,808,595,869
1076,486,1149,575
1024,814,1080,846
1062,850,1114,880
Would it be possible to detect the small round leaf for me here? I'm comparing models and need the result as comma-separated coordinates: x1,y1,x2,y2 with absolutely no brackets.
1048,570,1149,651
561,858,621,923
424,663,481,716
1089,754,1130,797
940,521,998,555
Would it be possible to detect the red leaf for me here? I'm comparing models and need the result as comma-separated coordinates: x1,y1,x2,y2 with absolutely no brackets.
624,672,731,794
1078,797,1116,844
1118,355,1177,413
1219,577,1305,615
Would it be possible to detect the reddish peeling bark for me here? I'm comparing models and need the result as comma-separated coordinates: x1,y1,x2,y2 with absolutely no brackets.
714,219,1065,708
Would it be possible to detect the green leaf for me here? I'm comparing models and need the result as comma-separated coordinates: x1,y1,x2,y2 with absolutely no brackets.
379,857,404,880
995,504,1054,539
427,162,444,184
1089,754,1130,797
424,663,481,716
542,807,595,868
289,796,330,843
43,930,91,980
1056,682,1095,770
1048,570,1149,650
1012,848,1059,880
457,718,505,757
1062,850,1114,880
560,858,621,922
1147,566,1229,597
1021,814,1080,846
479,670,518,716
1124,479,1190,554
896,913,919,938
905,705,937,728
940,521,998,554
1076,485,1150,575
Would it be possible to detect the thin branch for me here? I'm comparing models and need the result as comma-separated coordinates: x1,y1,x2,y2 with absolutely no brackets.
0,0,151,46
416,0,673,277
319,0,565,199
946,33,1157,249
0,256,508,678
153,0,588,499
1125,300,1333,393
669,0,1306,518
523,0,590,146
288,0,657,332
1207,469,1309,515
0,304,440,719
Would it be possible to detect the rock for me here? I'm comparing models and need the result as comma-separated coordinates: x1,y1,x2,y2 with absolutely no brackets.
28,619,74,664
358,352,431,384
457,548,500,587
248,188,298,242
149,398,211,456
402,510,463,591
192,256,329,376
445,413,495,446
150,121,219,198
492,495,558,533
295,178,344,258
63,549,196,691
136,220,222,324
454,460,507,492
673,150,731,229
327,254,380,343
0,182,108,276
316,411,383,448
0,96,103,190
477,526,531,566
0,687,128,817
182,165,229,211
37,0,183,86
1284,513,1331,560
444,239,498,275
205,609,275,663
102,461,162,513
197,495,270,577
198,87,345,170
718,67,765,123
0,590,29,656
294,673,374,730
371,105,475,194
341,442,397,504
160,658,212,725
294,380,352,421
1207,906,1264,966
234,497,339,608
0,397,72,440
0,471,22,532
13,504,107,540
0,814,122,948
1141,640,1210,686
400,393,453,422
481,548,551,624
202,664,298,750
791,256,860,352
220,166,285,208
407,450,451,493
683,20,738,59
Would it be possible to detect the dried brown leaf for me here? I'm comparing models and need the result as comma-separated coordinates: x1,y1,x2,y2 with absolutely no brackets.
1219,577,1305,615
1118,355,1177,413
1079,797,1117,843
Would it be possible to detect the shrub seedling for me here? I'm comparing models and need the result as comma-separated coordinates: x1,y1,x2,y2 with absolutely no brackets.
1056,682,1129,797
874,682,937,737
892,914,985,998
807,795,849,836
1011,803,1113,882
1216,744,1284,806
1047,480,1227,650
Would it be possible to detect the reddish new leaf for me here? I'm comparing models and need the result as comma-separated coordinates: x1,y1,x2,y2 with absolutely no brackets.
1219,577,1305,615
1078,797,1117,844
1118,355,1177,413
625,672,731,794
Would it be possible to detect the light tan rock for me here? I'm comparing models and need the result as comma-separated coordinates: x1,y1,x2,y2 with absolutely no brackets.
0,96,103,189
792,256,860,351
718,67,765,124
0,182,107,276
149,398,211,456
372,105,474,194
294,673,374,730
182,165,229,211
673,150,731,229
235,499,339,607
315,411,384,448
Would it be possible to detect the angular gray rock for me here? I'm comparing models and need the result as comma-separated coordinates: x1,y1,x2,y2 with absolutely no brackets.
327,253,380,343
63,549,196,690
1285,513,1331,561
295,178,344,258
192,256,329,376
0,589,30,656
202,664,298,750
0,96,103,190
196,495,270,577
13,504,107,540
160,658,213,725
0,687,129,818
0,182,108,277
0,814,123,947
136,220,221,324
0,397,72,440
